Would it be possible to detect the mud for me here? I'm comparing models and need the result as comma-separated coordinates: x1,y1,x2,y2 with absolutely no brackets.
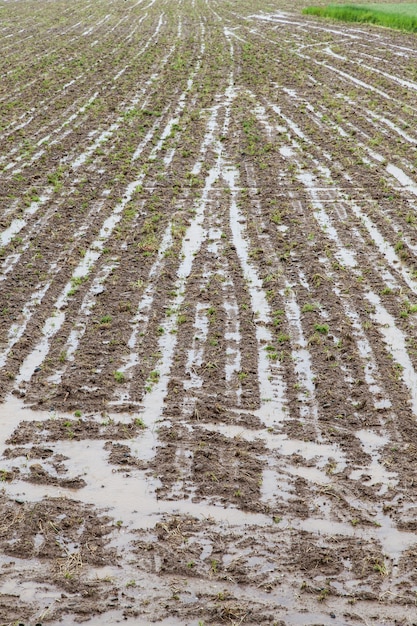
1,0,417,624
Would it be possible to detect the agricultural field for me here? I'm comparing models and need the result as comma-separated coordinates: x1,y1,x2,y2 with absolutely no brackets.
1,0,417,623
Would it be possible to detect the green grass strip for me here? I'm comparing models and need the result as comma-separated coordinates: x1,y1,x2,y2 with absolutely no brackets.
302,4,417,32
368,3,417,16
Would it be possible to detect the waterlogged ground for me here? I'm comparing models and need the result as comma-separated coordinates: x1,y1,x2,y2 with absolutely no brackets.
1,0,417,623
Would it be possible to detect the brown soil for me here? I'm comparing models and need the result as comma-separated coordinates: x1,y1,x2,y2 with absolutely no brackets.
1,0,417,624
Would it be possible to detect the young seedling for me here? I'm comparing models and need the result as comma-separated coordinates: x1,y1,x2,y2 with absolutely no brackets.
302,302,318,313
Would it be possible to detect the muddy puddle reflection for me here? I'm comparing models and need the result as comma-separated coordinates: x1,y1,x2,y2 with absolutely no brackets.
0,397,272,530
2,397,416,563
2,394,415,625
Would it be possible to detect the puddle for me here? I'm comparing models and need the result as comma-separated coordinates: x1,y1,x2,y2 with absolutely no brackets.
72,122,119,169
280,145,294,158
298,171,357,268
2,196,112,379
228,170,287,426
71,28,174,171
0,193,50,247
1,577,61,606
296,516,417,562
0,398,273,532
184,303,209,391
113,73,234,421
333,285,394,413
368,111,416,144
268,101,309,141
48,261,118,385
387,162,417,196
348,196,417,293
88,617,186,626
350,429,398,495
314,58,394,104
202,422,345,469
0,274,56,369
0,395,56,443
261,461,293,505
253,102,275,136
223,298,242,392
366,291,417,414
116,222,174,380
284,284,321,432
3,444,271,531
285,611,360,626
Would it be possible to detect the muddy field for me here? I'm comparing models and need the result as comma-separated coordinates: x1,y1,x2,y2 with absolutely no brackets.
1,0,417,623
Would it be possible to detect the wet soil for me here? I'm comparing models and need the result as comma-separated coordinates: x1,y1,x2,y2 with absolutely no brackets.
1,0,417,624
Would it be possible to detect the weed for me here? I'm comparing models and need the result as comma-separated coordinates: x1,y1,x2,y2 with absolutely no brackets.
317,586,330,601
113,371,125,383
302,302,318,313
59,350,67,363
373,560,389,575
381,287,392,296
0,470,10,482
47,165,65,191
312,273,323,287
271,211,282,225
267,351,279,361
148,370,160,383
266,345,279,360
277,333,290,343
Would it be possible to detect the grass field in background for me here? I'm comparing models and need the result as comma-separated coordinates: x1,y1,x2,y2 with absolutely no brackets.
302,3,417,31
368,2,417,15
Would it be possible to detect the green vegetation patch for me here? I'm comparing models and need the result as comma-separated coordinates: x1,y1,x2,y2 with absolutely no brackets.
303,3,417,32
368,3,417,15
